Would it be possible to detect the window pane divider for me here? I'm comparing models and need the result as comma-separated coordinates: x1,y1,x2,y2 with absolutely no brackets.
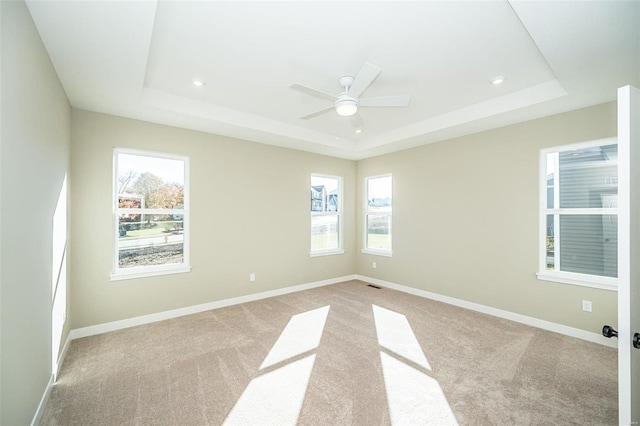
116,208,186,215
543,208,618,215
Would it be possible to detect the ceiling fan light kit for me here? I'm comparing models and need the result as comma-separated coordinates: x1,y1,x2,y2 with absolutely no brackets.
335,96,358,116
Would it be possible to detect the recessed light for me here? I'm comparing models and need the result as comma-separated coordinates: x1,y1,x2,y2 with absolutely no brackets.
192,78,206,87
490,76,505,86
355,129,362,134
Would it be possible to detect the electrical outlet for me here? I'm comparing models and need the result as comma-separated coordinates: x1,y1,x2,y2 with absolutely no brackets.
250,273,255,282
582,300,592,312
372,262,377,269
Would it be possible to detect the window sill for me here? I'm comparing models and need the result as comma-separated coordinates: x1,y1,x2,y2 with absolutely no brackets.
536,271,617,292
111,265,192,281
361,248,393,257
310,249,345,257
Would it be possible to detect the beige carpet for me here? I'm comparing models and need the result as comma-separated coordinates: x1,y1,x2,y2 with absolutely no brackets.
40,280,617,425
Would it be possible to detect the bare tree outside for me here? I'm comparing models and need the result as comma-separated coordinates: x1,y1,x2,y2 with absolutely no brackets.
118,170,137,194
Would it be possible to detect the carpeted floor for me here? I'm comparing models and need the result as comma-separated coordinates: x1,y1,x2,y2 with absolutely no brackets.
40,280,618,425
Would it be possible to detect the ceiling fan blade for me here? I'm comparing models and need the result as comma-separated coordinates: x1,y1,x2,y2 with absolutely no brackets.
359,95,411,108
350,113,365,129
349,62,381,98
290,84,336,102
300,106,334,120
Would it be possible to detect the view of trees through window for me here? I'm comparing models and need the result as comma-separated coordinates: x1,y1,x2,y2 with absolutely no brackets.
115,151,187,271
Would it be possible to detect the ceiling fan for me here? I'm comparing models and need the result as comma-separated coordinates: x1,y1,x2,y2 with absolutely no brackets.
290,62,410,125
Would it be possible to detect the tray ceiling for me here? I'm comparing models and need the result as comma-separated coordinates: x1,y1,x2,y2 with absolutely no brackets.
26,1,639,159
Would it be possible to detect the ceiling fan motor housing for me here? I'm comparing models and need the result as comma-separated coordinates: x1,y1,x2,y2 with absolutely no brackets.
339,75,355,89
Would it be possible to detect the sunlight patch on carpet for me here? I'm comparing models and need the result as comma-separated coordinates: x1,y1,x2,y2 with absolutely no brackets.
379,352,458,425
373,304,458,425
224,306,330,425
372,304,430,369
260,305,330,369
223,354,316,425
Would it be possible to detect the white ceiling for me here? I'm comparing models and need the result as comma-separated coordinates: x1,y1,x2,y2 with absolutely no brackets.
26,1,639,160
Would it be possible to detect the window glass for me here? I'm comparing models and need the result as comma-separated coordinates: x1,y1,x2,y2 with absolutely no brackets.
557,144,618,208
558,215,617,278
366,214,391,251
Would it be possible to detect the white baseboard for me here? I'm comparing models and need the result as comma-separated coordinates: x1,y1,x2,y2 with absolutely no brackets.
71,275,356,340
30,374,54,426
356,275,617,349
31,332,72,425
55,331,73,380
69,272,615,346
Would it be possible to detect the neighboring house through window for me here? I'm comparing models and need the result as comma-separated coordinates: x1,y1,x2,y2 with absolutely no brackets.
538,138,617,290
363,174,392,256
112,148,190,280
310,174,343,256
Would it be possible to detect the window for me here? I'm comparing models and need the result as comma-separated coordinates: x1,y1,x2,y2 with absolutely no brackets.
538,138,617,290
363,174,392,256
112,149,190,280
310,174,343,256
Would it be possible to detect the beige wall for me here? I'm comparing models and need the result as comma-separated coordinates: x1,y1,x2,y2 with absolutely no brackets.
356,102,618,334
72,102,619,335
0,1,71,424
70,110,356,328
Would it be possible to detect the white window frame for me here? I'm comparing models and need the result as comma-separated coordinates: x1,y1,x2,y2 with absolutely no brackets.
362,174,393,257
537,138,618,291
310,173,344,257
111,148,191,281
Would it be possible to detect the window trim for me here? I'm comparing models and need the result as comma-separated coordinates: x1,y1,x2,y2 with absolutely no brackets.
537,137,617,291
310,173,344,257
362,173,393,257
111,148,191,281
